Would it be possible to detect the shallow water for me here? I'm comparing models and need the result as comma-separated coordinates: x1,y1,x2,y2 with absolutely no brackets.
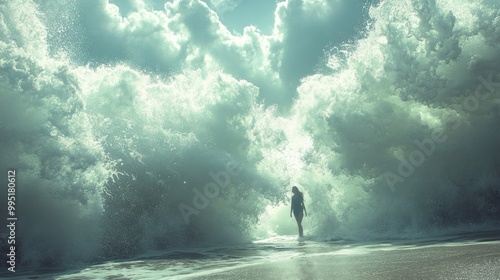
1,0,500,275
4,232,499,279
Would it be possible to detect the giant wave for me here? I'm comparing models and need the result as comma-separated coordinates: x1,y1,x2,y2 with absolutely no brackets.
0,0,499,269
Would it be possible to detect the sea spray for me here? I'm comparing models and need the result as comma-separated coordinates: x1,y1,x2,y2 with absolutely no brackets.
0,0,499,271
285,0,500,239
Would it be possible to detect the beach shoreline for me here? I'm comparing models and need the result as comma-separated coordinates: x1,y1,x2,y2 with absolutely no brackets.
183,240,500,280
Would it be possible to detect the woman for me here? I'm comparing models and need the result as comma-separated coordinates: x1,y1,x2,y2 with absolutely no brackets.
290,186,307,237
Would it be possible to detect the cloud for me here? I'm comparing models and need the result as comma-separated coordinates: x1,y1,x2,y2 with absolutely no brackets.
75,0,190,72
208,0,242,13
64,0,374,107
272,0,375,95
109,0,146,15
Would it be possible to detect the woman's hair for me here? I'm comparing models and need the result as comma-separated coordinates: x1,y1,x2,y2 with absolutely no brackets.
292,186,303,197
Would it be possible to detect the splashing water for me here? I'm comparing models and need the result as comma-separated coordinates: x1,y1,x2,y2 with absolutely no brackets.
0,0,499,269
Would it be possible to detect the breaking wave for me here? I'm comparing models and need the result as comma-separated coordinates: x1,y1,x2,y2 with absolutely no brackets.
0,0,499,269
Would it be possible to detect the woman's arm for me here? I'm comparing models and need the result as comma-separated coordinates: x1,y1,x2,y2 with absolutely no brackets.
290,202,293,217
302,201,307,216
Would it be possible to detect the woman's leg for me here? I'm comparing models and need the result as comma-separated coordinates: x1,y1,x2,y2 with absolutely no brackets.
295,212,304,237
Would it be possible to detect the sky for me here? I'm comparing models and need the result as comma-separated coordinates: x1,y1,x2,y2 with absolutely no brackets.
204,0,277,34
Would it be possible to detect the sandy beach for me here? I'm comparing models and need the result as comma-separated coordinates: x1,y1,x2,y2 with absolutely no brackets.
184,241,500,280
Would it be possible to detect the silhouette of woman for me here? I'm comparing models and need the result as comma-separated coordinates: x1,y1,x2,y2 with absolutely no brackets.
290,186,307,237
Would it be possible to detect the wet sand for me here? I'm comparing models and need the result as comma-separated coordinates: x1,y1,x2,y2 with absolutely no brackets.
184,241,500,280
5,238,500,280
